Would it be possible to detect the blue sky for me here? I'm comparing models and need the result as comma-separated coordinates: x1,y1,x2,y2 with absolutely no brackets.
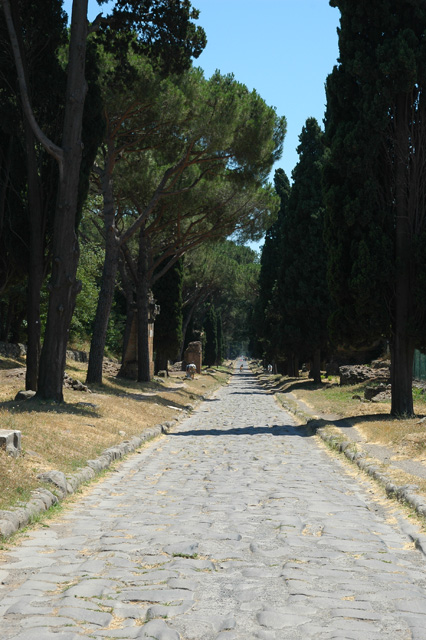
63,0,341,248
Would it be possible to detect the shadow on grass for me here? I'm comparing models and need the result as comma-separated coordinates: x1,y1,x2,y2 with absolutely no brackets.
0,358,26,371
88,375,205,411
306,413,411,437
0,396,101,418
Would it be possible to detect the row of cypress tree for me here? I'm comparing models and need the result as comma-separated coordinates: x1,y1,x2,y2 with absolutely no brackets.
254,0,426,417
252,118,328,384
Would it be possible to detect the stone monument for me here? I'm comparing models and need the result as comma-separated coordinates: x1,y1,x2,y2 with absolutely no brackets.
183,341,202,374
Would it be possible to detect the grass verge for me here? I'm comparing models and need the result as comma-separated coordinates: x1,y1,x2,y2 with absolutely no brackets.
0,356,231,511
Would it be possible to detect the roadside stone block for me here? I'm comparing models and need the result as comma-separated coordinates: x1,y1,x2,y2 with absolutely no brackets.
0,428,21,457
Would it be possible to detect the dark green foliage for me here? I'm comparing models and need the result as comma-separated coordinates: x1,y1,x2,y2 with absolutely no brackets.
324,0,426,414
275,118,329,367
183,241,260,360
77,40,106,225
97,0,206,81
153,258,184,370
253,168,290,360
0,0,66,291
203,304,217,366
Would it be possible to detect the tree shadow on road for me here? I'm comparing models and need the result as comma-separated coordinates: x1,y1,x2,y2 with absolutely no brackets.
170,424,312,437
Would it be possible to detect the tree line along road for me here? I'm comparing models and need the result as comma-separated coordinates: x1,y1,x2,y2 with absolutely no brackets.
0,361,426,640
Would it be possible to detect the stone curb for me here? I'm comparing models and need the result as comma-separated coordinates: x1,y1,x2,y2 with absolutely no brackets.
0,419,179,542
251,367,426,555
314,425,426,555
0,370,230,543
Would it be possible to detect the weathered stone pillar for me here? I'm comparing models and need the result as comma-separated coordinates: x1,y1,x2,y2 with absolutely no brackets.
119,295,159,379
183,341,202,374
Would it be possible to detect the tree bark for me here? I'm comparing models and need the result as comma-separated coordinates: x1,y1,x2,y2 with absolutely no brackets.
37,0,88,401
391,94,414,417
118,256,135,365
155,350,169,375
310,348,322,385
137,226,152,382
289,353,299,378
24,123,44,391
86,163,119,384
6,0,44,390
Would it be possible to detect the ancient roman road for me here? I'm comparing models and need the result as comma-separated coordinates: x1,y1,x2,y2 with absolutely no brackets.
1,363,426,640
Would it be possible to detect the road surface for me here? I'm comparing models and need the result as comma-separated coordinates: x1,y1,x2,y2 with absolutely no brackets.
1,361,426,639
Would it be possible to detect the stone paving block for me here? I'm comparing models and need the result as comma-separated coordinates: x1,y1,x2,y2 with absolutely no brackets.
96,629,141,639
5,597,53,616
146,598,194,619
121,588,194,603
136,618,181,639
57,606,113,626
256,608,310,629
7,631,88,640
19,615,78,628
64,578,115,598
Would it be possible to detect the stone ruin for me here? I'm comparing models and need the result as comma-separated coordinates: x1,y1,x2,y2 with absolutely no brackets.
339,363,390,386
182,341,202,374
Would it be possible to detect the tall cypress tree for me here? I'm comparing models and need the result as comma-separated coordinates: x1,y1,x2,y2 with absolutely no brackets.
275,118,329,382
324,0,426,416
253,168,290,362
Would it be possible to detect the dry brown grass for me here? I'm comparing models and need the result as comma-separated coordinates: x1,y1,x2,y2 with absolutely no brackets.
0,356,231,510
253,366,426,463
292,379,426,461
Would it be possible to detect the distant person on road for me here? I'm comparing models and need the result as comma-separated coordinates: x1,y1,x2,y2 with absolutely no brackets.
239,364,243,372
267,364,273,373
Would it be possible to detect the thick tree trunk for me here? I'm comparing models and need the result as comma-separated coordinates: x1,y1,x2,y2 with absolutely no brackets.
390,338,414,417
86,166,119,384
289,353,299,378
155,350,169,375
0,137,13,292
118,257,135,365
25,259,43,391
391,94,414,417
8,0,44,390
137,227,151,382
0,299,14,341
24,121,44,391
37,0,88,401
310,348,322,384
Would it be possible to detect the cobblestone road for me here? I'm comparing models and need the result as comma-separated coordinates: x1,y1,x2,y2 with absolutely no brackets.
1,362,426,640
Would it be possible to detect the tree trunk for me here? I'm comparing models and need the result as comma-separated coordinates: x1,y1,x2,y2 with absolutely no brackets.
310,348,322,384
391,93,414,417
137,227,151,382
179,291,207,359
24,121,44,391
8,0,45,390
155,350,169,375
37,0,88,401
0,298,14,342
118,256,135,365
86,165,119,384
0,137,13,294
290,353,299,378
